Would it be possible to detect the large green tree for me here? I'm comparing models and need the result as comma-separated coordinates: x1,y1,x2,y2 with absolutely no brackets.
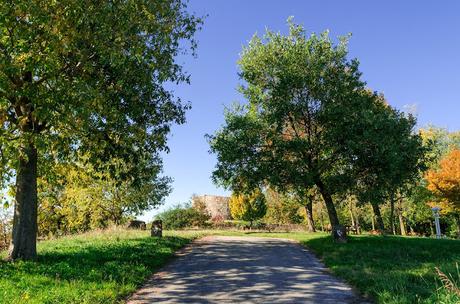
0,0,202,260
208,20,421,242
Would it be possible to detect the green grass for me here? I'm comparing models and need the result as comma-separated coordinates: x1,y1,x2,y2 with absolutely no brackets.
221,231,460,304
1,229,459,303
0,228,206,304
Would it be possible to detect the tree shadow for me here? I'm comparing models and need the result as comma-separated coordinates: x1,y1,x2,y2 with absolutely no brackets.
130,236,366,303
0,235,192,297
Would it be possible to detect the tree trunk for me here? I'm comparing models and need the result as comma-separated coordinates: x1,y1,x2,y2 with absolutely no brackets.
371,214,375,231
349,202,356,227
315,180,346,242
355,212,361,234
8,142,38,260
398,197,407,236
398,211,407,235
304,195,316,233
398,212,407,236
389,193,395,235
371,202,385,233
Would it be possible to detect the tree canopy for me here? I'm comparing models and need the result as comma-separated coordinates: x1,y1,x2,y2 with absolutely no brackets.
426,149,460,213
0,0,202,260
208,20,424,242
229,189,267,226
38,162,170,235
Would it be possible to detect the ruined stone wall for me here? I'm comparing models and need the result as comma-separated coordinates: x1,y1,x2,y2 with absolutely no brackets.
193,195,231,220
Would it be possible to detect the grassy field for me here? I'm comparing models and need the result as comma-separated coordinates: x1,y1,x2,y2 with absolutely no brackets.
1,229,460,303
0,228,206,304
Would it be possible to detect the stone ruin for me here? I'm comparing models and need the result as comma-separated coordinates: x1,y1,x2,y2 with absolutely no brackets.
192,195,231,221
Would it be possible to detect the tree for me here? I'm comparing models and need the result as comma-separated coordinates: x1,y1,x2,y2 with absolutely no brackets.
351,97,425,234
419,126,460,167
229,189,267,227
0,0,202,260
38,162,170,235
295,188,316,232
426,149,460,237
208,20,420,242
264,188,304,226
156,203,210,230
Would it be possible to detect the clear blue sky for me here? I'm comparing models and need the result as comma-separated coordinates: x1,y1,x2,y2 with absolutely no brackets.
140,0,460,220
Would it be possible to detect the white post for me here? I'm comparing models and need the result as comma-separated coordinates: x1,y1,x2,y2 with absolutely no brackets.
432,207,441,239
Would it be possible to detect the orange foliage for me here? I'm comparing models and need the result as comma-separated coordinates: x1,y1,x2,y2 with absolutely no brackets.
426,149,460,213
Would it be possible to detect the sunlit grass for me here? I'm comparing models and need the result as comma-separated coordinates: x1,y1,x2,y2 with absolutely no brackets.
1,229,459,303
0,228,206,304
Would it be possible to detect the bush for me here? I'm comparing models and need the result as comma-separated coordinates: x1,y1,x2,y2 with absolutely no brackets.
155,203,210,230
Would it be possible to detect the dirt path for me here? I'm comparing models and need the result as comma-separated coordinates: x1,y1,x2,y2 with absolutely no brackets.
128,236,367,303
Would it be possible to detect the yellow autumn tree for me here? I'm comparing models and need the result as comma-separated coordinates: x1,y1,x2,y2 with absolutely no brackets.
229,189,267,227
426,149,460,236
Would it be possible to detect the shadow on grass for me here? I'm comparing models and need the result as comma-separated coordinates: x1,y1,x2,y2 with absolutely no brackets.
300,234,460,303
0,235,193,303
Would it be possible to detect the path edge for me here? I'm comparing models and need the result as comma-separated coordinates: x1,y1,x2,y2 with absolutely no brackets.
125,235,214,303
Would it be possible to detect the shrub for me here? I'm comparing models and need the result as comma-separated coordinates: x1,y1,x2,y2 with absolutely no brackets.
155,203,210,230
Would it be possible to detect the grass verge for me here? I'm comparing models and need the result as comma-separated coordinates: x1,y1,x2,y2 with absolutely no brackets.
0,228,206,304
222,231,460,304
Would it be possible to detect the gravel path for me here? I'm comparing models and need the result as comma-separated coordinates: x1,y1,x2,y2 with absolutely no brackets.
128,236,367,304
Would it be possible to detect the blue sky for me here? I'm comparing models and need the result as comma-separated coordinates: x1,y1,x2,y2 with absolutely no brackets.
140,0,460,220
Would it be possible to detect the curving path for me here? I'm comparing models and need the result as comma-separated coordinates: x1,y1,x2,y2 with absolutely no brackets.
128,236,367,304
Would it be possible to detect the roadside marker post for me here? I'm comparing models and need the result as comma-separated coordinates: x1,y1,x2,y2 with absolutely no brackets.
431,206,441,239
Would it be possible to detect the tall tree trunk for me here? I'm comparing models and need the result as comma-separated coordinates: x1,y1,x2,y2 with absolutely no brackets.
9,141,38,260
398,197,407,236
371,214,375,231
371,202,385,233
398,212,407,236
315,179,346,242
389,193,396,235
355,212,361,234
349,201,356,227
304,195,315,233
